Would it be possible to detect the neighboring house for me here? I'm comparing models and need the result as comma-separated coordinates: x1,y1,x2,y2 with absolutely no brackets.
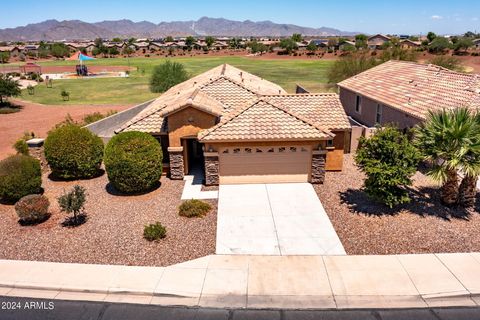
400,39,421,49
114,64,351,185
148,42,164,51
338,60,480,130
367,34,391,49
311,39,329,48
0,46,20,57
133,42,150,53
474,39,480,50
338,40,355,51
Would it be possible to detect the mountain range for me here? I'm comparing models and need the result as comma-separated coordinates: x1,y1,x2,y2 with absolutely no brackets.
0,17,356,41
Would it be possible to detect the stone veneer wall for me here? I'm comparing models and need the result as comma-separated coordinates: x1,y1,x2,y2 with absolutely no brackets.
204,153,219,186
168,147,184,180
310,151,327,184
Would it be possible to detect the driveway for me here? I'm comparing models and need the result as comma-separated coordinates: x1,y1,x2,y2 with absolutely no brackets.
216,183,346,255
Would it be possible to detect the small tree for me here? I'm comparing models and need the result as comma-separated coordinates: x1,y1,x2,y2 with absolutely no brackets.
0,75,21,105
306,42,317,53
164,36,174,43
0,52,9,64
279,38,298,54
61,89,70,101
205,36,215,48
354,34,368,49
427,31,437,43
291,33,303,42
185,36,195,48
355,126,421,208
150,61,189,93
58,185,86,226
428,37,451,53
327,52,379,83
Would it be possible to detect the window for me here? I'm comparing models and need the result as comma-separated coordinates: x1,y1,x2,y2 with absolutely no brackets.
327,140,334,148
289,147,297,152
233,148,241,154
376,104,383,124
355,95,362,113
278,147,286,153
244,148,252,153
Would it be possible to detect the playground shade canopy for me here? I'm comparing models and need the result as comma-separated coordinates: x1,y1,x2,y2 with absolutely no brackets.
67,51,96,61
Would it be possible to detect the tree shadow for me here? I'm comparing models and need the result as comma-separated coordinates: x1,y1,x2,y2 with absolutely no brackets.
48,169,105,182
339,186,475,221
105,181,161,197
61,213,87,227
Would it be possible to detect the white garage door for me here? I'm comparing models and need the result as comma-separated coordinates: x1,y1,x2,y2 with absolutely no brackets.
219,145,311,184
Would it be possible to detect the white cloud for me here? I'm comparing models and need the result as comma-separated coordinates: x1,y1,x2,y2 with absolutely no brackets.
431,15,443,20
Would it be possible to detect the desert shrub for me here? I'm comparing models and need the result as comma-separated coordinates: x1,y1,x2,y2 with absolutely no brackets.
150,61,189,93
178,199,212,217
429,55,464,72
143,222,166,241
327,52,379,83
82,110,117,125
13,139,29,155
104,131,163,194
0,154,42,203
44,124,104,179
15,194,50,224
58,185,87,226
355,126,421,208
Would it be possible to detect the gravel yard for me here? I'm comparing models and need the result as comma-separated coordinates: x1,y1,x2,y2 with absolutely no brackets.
315,154,480,255
0,172,217,266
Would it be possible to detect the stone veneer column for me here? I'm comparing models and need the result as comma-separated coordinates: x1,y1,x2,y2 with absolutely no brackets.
26,138,48,171
168,147,184,180
310,150,327,184
204,152,219,186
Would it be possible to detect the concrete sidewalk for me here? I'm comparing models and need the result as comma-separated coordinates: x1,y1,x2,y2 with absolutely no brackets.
1,253,480,309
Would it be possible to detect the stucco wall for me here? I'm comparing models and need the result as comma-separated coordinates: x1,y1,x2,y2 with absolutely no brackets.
339,87,421,129
167,107,217,147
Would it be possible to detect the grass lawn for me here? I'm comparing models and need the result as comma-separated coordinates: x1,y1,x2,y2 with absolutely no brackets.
16,56,335,105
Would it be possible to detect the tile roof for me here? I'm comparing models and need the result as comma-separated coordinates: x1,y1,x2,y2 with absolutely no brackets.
118,64,350,139
200,77,259,111
198,100,333,142
338,60,480,120
264,93,351,130
117,87,223,133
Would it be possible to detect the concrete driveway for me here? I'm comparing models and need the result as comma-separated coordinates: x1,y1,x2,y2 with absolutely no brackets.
216,183,346,255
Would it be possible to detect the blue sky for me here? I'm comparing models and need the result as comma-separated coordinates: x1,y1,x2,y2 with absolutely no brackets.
2,0,479,35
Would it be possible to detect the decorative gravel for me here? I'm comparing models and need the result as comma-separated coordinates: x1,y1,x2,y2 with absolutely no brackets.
315,154,480,255
0,172,217,266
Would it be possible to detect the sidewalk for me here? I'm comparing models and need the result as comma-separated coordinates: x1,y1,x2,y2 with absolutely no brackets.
1,253,480,309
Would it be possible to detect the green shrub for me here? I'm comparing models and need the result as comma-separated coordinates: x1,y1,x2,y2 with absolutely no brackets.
15,194,50,224
355,126,421,208
150,61,189,93
0,154,42,203
82,110,117,125
104,131,163,193
143,222,167,241
13,139,29,155
179,199,212,217
44,124,104,179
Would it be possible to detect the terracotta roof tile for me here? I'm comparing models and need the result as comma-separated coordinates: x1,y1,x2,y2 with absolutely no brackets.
199,77,259,111
198,100,333,142
338,60,480,120
264,93,351,130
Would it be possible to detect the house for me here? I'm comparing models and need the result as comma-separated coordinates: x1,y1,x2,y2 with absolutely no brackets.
311,39,329,48
474,39,480,50
338,40,355,51
337,60,480,130
400,39,421,49
114,64,351,185
0,46,21,57
367,34,391,49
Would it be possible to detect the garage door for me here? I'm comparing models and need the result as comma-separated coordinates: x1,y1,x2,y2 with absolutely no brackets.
219,145,311,184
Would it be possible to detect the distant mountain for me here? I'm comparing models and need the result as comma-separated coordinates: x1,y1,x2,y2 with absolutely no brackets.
0,17,357,41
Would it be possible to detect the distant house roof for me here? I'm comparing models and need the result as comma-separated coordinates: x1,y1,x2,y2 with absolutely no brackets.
400,39,421,47
311,39,329,46
338,60,480,120
367,34,391,41
473,39,480,45
0,46,19,52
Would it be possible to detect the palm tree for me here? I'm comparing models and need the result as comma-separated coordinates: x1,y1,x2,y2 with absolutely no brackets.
457,112,480,207
414,108,480,206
